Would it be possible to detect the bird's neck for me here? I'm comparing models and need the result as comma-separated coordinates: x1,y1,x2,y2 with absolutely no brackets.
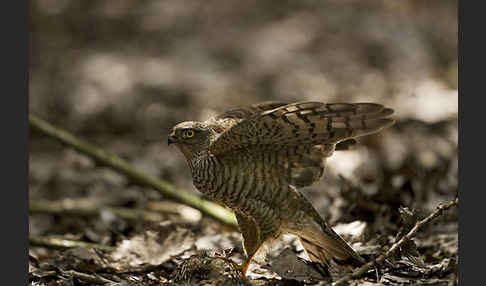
188,149,210,170
188,150,215,193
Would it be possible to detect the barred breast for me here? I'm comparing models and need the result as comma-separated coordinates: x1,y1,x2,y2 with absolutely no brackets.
189,149,291,227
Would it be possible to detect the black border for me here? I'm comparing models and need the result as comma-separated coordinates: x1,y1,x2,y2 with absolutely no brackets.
2,0,28,284
459,0,474,285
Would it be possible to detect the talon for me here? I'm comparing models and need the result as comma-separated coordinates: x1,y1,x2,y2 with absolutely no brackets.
214,255,245,273
214,255,252,278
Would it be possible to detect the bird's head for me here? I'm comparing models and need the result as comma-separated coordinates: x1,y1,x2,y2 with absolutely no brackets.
168,121,214,160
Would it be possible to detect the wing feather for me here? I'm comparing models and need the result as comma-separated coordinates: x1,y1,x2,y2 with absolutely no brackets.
209,102,394,155
204,101,288,133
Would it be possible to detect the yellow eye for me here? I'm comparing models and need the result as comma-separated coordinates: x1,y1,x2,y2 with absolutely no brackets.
183,129,195,138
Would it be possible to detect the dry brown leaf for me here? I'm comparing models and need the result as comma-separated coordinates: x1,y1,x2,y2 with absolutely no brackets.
109,224,195,271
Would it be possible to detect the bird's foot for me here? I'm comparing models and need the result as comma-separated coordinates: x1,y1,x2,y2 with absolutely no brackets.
213,255,250,278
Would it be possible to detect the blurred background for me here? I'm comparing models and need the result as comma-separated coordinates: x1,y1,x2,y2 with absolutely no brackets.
29,0,457,283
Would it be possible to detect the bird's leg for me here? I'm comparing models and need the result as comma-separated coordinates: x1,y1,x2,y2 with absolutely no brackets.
213,253,253,277
241,257,252,277
212,248,248,276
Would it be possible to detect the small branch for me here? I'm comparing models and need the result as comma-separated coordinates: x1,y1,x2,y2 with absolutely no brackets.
29,114,237,227
30,236,115,251
61,270,116,284
333,197,458,286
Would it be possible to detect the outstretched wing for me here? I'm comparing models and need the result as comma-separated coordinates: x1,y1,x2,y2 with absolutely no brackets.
208,102,394,188
209,102,394,155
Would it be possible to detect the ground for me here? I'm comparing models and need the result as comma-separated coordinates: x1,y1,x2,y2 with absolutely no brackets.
29,1,457,285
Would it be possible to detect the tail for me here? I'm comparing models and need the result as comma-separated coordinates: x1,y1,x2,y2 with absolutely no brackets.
298,228,365,268
293,202,366,268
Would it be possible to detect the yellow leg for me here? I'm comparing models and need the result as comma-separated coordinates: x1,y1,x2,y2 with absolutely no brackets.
213,255,243,272
213,254,253,277
241,260,251,277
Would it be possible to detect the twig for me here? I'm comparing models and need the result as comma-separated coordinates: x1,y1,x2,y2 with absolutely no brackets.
29,114,237,227
30,236,115,251
332,197,458,286
62,269,115,284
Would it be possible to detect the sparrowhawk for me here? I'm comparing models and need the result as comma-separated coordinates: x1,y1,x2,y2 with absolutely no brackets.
168,101,394,276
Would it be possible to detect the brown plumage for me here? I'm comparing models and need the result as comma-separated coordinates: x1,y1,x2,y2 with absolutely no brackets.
168,101,394,276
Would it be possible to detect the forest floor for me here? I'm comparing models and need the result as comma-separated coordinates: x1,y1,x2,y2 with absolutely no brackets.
29,2,457,285
29,116,458,286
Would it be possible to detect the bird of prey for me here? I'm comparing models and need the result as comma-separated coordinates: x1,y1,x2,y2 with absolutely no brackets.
168,101,394,276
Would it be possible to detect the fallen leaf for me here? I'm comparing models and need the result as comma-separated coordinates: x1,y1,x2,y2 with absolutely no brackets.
109,223,195,271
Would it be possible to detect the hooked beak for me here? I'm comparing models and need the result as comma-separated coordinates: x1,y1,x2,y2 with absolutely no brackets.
168,132,178,145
